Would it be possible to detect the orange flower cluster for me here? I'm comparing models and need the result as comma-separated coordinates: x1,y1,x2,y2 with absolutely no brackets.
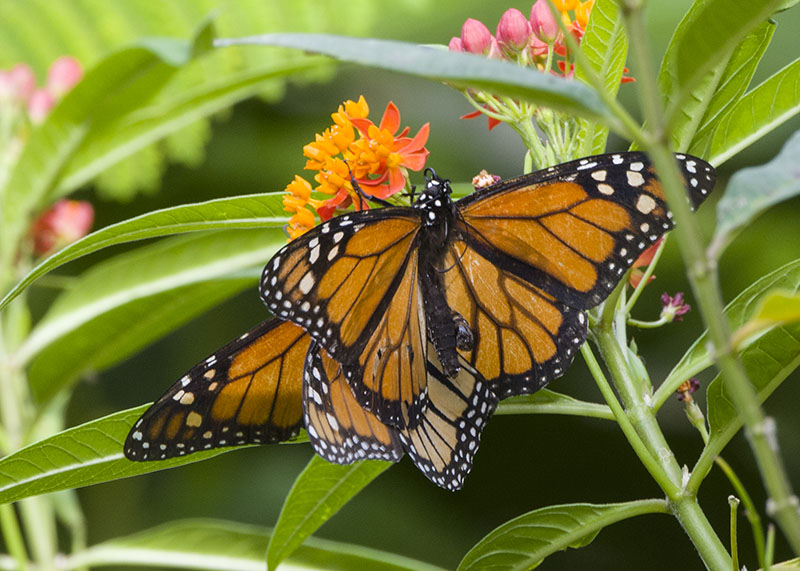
283,96,429,239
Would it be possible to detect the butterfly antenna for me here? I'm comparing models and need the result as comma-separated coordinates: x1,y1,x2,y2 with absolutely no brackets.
345,161,394,209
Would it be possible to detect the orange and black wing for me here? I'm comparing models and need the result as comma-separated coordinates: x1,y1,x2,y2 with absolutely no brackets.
455,152,715,309
305,343,496,491
260,209,430,429
124,318,310,461
399,347,498,491
304,344,404,464
440,239,587,399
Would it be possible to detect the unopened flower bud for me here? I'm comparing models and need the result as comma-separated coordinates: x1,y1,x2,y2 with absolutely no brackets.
461,18,493,54
530,0,560,44
496,8,532,55
47,56,83,97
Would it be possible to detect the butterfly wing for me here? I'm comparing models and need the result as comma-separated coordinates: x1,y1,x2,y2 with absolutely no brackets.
304,343,404,464
455,152,715,309
399,346,497,491
305,342,497,491
260,209,430,428
125,318,310,460
439,239,588,399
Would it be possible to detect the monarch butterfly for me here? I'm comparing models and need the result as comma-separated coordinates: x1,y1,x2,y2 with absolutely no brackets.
124,318,496,490
259,152,715,429
126,151,715,490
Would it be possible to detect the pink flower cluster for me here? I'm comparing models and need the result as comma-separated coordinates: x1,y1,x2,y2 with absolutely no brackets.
448,2,590,70
31,199,94,256
0,57,83,124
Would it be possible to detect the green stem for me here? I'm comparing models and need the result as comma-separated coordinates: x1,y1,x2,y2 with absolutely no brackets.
581,344,678,496
622,0,800,555
0,504,29,571
716,456,766,568
730,496,740,571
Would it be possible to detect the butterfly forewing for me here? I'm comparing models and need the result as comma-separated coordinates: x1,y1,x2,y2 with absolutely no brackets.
260,209,430,429
456,152,716,309
124,319,309,460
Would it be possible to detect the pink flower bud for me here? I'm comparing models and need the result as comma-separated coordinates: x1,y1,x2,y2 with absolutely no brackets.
47,56,83,97
529,35,549,58
28,89,54,124
32,200,94,255
530,0,560,43
461,18,493,54
448,37,465,52
9,63,36,103
496,8,532,54
0,70,13,99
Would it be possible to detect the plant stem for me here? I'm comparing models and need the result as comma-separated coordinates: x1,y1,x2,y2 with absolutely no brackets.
0,504,28,571
621,0,800,555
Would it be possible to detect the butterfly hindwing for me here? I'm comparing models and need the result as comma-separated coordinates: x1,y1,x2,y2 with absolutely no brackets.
305,342,496,491
456,152,715,309
304,344,404,464
399,347,498,491
125,319,309,461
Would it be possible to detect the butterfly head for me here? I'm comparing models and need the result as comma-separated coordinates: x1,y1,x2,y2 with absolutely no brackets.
414,168,455,227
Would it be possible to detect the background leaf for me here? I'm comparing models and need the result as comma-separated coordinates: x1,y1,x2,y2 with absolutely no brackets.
458,500,669,570
267,455,391,570
70,519,444,571
688,21,776,157
215,34,613,124
705,56,800,166
670,0,782,116
20,229,284,402
0,193,287,312
0,22,212,273
710,129,800,256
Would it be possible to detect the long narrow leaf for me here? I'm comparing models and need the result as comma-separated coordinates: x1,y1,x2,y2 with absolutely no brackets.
688,21,775,157
670,0,782,115
496,390,614,421
0,193,287,312
267,455,391,570
215,34,612,124
20,230,283,402
52,60,324,196
706,57,800,166
67,519,443,571
0,407,241,506
459,500,669,570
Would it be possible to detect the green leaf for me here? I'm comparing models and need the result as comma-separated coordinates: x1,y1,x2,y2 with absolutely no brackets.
215,34,612,124
575,0,628,155
688,21,775,157
709,129,800,256
0,21,213,274
670,0,783,116
653,6,777,153
19,229,284,402
496,390,614,421
705,56,800,166
70,519,444,571
659,259,800,410
0,193,287,312
267,455,391,570
458,500,669,570
0,407,227,506
53,60,324,197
